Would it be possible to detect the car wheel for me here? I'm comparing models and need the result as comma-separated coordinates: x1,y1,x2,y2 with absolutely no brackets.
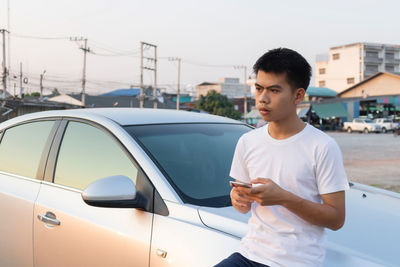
363,128,369,134
382,127,387,133
347,127,352,133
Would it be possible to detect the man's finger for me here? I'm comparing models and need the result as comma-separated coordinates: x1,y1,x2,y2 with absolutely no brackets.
251,178,269,184
250,185,264,195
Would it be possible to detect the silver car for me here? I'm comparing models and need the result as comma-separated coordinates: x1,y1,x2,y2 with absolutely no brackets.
0,108,399,267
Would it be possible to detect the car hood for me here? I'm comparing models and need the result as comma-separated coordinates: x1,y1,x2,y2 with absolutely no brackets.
197,183,400,267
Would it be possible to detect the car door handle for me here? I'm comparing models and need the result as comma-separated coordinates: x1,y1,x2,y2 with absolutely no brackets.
37,212,61,226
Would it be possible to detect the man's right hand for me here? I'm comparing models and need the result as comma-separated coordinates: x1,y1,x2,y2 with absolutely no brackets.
230,185,253,213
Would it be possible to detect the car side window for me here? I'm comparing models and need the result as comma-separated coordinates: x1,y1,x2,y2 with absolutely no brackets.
0,121,55,178
53,121,138,190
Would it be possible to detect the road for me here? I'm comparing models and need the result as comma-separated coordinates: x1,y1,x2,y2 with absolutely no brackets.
327,131,400,193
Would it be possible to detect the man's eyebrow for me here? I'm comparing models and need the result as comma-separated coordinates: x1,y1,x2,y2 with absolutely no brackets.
255,83,283,89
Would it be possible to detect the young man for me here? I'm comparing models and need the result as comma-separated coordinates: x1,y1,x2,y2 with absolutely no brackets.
215,48,349,267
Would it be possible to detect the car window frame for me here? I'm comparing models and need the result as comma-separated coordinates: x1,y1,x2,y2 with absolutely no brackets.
43,118,168,216
0,118,61,180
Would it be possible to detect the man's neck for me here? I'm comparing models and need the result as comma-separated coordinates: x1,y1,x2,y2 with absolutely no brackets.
267,115,306,140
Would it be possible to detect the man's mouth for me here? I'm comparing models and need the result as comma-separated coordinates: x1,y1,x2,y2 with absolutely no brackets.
258,107,271,115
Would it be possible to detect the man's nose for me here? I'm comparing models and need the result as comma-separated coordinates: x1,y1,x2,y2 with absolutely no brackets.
258,89,270,103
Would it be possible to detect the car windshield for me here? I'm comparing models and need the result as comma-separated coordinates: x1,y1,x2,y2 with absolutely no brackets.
124,123,252,207
365,119,374,123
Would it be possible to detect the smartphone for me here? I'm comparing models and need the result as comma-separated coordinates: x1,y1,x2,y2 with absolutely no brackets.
230,181,252,188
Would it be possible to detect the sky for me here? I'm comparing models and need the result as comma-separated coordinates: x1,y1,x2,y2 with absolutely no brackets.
0,0,400,95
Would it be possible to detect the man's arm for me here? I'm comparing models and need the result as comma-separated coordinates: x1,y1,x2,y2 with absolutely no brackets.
248,178,346,230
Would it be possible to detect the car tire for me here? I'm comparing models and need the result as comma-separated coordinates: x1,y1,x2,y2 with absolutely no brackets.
382,127,387,133
347,127,352,133
363,128,369,134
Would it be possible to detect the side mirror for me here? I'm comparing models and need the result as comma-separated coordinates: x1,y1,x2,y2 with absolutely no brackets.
82,175,148,209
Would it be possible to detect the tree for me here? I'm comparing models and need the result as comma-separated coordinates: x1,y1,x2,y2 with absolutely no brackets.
52,88,61,96
195,90,241,120
28,92,40,97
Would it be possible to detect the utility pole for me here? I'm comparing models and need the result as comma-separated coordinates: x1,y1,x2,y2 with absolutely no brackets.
140,42,144,108
1,29,8,99
70,37,90,106
169,57,181,110
19,62,23,98
7,0,11,93
234,65,248,117
40,70,46,100
153,46,157,109
139,42,157,108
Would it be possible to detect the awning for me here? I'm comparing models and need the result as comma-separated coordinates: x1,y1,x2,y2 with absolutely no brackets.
312,103,347,118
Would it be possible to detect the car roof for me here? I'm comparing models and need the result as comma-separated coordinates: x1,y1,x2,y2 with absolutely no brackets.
1,108,243,126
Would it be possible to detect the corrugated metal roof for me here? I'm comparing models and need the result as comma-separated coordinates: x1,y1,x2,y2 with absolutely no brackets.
101,88,140,96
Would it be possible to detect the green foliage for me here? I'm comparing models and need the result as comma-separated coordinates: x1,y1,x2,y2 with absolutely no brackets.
195,90,241,120
52,88,61,96
28,92,40,97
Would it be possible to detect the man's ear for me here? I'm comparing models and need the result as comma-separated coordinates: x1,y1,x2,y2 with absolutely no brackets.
294,88,305,104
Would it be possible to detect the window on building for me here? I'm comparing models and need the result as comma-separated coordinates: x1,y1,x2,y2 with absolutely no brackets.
319,68,326,74
332,53,340,60
385,65,395,72
365,64,379,73
385,52,395,60
347,77,355,84
319,80,326,87
366,51,379,58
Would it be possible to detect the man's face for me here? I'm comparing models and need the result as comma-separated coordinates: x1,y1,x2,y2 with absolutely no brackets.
255,70,303,122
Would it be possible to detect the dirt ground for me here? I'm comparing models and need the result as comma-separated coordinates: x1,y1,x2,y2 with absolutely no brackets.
327,131,400,193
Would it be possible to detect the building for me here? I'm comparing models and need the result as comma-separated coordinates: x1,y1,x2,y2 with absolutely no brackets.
69,93,176,109
338,72,400,99
316,42,400,93
337,72,400,120
196,77,251,99
0,97,82,123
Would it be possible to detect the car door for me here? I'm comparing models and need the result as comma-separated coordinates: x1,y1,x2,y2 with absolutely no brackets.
33,119,153,267
355,119,362,131
0,120,57,267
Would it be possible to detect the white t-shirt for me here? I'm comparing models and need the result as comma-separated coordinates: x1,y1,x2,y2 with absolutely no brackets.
230,123,349,267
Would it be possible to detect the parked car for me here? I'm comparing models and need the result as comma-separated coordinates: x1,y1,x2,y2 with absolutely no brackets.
374,118,399,133
0,108,399,267
343,118,381,133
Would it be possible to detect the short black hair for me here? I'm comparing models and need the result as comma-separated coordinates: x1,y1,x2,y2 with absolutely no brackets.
253,48,311,91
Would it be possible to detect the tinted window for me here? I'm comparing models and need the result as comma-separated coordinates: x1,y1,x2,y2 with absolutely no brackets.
125,123,251,207
54,121,138,190
0,121,55,178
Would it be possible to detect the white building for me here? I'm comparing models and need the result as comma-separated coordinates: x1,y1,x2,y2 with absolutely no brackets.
315,42,400,93
196,77,251,99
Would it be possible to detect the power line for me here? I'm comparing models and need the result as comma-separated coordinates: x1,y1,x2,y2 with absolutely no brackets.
89,40,141,55
10,32,71,40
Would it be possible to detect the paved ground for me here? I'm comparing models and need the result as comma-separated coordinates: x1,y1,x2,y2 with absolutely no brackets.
327,131,400,193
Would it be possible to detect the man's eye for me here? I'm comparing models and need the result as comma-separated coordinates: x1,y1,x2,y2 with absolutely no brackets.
256,87,262,91
271,89,279,93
